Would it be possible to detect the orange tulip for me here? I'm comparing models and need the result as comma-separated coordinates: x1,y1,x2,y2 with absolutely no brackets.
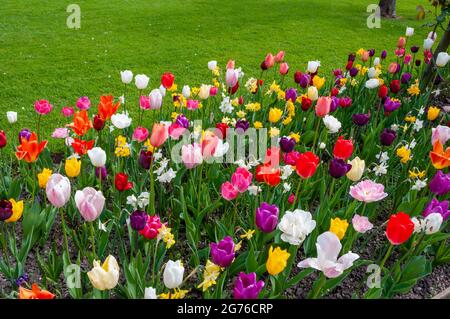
72,138,95,156
15,133,47,163
19,283,55,299
68,110,92,136
98,95,120,121
430,140,450,169
150,123,168,148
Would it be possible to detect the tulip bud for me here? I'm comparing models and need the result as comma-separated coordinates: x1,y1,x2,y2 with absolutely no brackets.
93,115,105,131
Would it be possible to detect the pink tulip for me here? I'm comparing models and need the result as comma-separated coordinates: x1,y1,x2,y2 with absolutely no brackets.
140,96,151,110
35,99,52,115
349,180,388,203
352,214,374,234
315,96,331,117
221,181,238,201
274,51,285,63
226,60,235,69
388,62,398,74
181,143,203,169
209,86,218,96
76,96,91,110
226,68,239,88
279,62,289,75
61,106,74,117
186,99,199,110
46,174,71,208
168,123,186,140
132,127,149,142
431,125,450,146
231,167,252,193
361,51,370,62
75,187,105,222
51,128,69,139
150,123,168,148
404,54,412,65
397,37,406,48
264,53,275,69
202,133,219,159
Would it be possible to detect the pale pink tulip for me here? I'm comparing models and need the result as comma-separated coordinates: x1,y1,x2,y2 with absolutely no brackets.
274,51,285,63
181,143,203,169
352,214,373,233
51,128,69,139
264,53,275,68
349,180,388,203
168,123,186,140
46,174,71,208
226,68,239,88
279,62,289,75
75,187,105,222
432,125,450,146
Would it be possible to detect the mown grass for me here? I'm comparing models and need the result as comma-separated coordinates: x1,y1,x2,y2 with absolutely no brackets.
0,0,432,150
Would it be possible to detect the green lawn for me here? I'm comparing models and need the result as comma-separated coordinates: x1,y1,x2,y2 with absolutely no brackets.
0,0,432,149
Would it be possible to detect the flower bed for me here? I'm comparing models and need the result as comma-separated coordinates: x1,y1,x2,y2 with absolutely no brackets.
0,27,449,299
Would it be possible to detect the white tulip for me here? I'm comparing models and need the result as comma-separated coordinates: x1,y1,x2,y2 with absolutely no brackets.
111,112,132,129
367,67,377,79
163,260,184,289
307,60,321,73
208,60,217,71
427,31,437,41
87,255,120,291
346,157,365,182
159,84,166,97
198,84,211,100
365,78,380,89
436,52,450,68
423,38,434,50
88,147,107,167
298,232,359,278
149,89,163,110
307,86,318,101
6,111,17,123
182,85,191,98
405,27,414,37
120,70,133,84
278,209,316,245
323,115,341,134
413,213,443,235
373,57,380,66
135,74,150,90
144,287,157,299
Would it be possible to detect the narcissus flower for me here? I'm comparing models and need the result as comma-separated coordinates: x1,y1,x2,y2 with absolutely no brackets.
266,246,290,276
15,132,47,163
233,272,264,299
19,283,55,299
329,217,349,240
37,168,53,188
197,260,221,292
386,212,414,245
349,180,388,203
87,255,120,291
65,157,81,178
298,231,359,278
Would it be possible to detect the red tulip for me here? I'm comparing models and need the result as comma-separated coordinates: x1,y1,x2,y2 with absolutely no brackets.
386,212,414,245
301,96,312,111
215,123,229,139
345,60,353,70
378,85,388,98
115,173,133,192
0,130,6,148
72,138,94,156
255,164,280,186
295,152,319,179
390,80,401,94
161,72,175,89
333,136,353,160
330,87,339,97
93,115,105,131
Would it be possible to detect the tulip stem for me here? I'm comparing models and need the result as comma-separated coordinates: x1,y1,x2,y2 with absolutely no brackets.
59,208,71,263
149,155,155,215
309,274,326,299
90,221,97,259
379,243,394,272
312,118,321,151
152,239,160,285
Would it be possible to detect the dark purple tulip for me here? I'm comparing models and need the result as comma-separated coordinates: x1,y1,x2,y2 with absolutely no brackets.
279,137,296,153
401,72,412,84
260,60,268,71
285,88,297,103
348,53,356,62
349,67,358,77
130,210,148,231
235,119,249,133
233,272,264,299
380,128,396,146
411,46,419,53
330,96,339,112
423,198,450,220
0,199,13,221
255,202,279,233
415,59,421,67
299,74,310,89
333,69,343,77
384,97,401,112
175,114,189,129
95,166,107,180
429,171,450,196
381,50,387,59
369,49,375,57
294,71,302,84
352,113,370,126
18,128,32,143
210,236,235,267
329,158,352,178
139,149,153,169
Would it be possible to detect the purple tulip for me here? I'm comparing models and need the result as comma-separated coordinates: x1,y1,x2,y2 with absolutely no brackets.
235,119,249,133
415,59,421,67
210,236,235,267
384,97,401,112
139,150,153,169
15,273,29,287
330,96,339,112
176,114,189,129
285,88,297,103
329,158,352,178
279,137,296,153
429,171,450,196
368,49,375,57
401,72,412,84
130,210,148,231
18,128,32,143
299,74,310,89
349,67,358,77
380,128,396,146
410,46,419,53
0,199,13,221
423,198,450,220
95,166,107,181
255,202,279,233
381,50,387,59
233,272,265,299
352,113,370,126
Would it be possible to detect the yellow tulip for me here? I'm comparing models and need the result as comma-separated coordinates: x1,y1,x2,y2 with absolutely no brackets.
37,168,52,189
427,106,440,121
266,246,290,276
313,76,325,90
329,217,349,240
5,199,24,223
346,157,365,182
268,107,283,123
65,157,81,178
87,255,120,291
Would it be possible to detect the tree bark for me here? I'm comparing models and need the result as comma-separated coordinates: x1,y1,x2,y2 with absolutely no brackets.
379,0,396,17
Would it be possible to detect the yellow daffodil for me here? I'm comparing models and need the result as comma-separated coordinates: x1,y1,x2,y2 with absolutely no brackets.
405,115,416,123
197,260,221,292
407,80,420,96
282,116,292,125
236,110,247,118
37,168,52,189
396,146,411,163
115,135,131,157
240,229,255,240
65,157,81,178
245,102,261,112
157,224,176,249
409,168,426,179
254,121,263,129
5,199,24,223
329,217,349,240
171,112,179,120
159,288,189,299
289,132,300,143
269,127,280,137
266,246,290,276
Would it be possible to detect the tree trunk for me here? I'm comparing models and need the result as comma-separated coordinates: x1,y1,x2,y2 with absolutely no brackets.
420,20,450,91
379,0,396,17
